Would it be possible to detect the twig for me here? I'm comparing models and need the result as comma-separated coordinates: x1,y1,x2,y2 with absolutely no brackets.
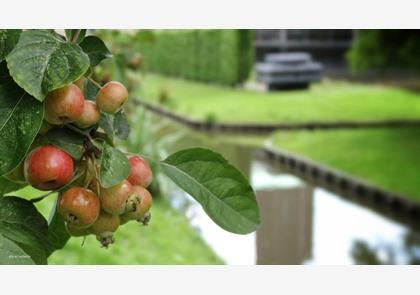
64,124,92,140
92,156,101,196
71,29,82,43
88,76,103,89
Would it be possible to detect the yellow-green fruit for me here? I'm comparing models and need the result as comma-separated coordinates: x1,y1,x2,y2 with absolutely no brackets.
89,211,120,235
88,211,120,248
66,223,90,237
121,186,152,224
96,81,128,114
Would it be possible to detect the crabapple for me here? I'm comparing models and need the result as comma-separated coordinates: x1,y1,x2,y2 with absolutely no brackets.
74,100,100,128
58,187,100,228
89,211,120,248
96,81,128,113
44,84,85,125
99,179,132,215
66,223,90,237
24,145,74,190
127,155,153,188
121,185,152,225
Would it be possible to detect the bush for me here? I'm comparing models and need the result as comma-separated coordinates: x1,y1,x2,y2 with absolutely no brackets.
138,30,254,85
347,30,420,72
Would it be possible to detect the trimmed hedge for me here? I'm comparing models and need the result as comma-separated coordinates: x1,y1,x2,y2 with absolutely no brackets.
138,30,254,85
347,30,420,72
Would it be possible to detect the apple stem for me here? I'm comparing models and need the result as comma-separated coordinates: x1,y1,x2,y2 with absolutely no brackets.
87,76,103,89
64,124,92,139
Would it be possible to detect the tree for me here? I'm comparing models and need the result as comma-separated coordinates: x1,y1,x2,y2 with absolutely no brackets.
0,29,260,264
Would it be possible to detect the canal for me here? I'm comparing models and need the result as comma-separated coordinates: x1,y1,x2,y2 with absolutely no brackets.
147,113,420,265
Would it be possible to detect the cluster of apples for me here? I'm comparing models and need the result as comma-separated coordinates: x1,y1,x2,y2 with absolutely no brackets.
58,154,153,248
6,78,153,247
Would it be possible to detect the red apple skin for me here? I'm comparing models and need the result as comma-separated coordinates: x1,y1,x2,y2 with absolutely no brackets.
44,84,85,125
24,145,74,191
127,156,152,188
99,180,132,215
75,100,100,128
96,81,128,114
58,187,100,228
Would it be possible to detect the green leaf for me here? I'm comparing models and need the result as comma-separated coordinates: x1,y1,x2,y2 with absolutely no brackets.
159,148,260,234
16,241,47,264
84,77,100,101
6,30,90,101
65,29,87,44
99,143,130,188
47,198,70,255
114,110,130,140
99,113,114,142
79,35,112,67
0,82,44,175
0,29,21,62
37,127,85,159
0,196,52,264
99,110,130,143
0,61,12,83
0,234,35,265
0,176,26,197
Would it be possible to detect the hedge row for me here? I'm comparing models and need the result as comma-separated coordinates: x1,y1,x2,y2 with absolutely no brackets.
137,30,254,85
347,30,420,72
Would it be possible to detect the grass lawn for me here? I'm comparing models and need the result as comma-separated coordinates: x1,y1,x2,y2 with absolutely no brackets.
10,186,223,265
272,127,420,200
137,74,420,124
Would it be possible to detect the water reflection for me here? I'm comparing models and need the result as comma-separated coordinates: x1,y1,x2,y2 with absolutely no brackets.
351,231,420,264
157,121,420,264
256,186,313,264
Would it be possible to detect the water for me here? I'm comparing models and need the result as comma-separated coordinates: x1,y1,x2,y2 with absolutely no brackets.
181,159,420,265
153,118,420,265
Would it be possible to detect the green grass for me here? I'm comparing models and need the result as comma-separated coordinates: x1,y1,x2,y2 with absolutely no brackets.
10,186,223,265
272,127,420,200
138,74,420,123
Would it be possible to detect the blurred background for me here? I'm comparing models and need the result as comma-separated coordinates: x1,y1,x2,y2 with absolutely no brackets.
14,29,420,265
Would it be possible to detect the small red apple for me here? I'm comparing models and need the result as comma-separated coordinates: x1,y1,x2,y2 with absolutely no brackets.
74,100,100,128
127,155,152,188
58,187,100,228
121,185,152,224
24,145,74,191
96,81,128,114
99,179,132,215
44,84,85,125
